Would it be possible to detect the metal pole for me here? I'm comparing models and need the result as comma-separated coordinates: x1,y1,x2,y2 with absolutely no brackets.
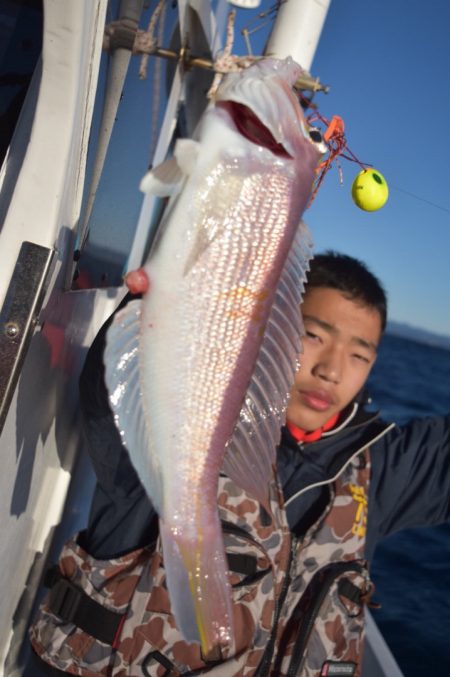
264,0,331,70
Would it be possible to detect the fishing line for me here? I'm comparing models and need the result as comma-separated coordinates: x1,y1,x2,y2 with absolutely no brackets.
389,184,450,214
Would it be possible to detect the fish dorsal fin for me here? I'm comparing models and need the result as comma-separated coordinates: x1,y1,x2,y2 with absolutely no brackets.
222,222,313,507
103,299,163,515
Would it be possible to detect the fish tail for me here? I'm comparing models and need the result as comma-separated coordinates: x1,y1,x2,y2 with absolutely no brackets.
160,519,234,657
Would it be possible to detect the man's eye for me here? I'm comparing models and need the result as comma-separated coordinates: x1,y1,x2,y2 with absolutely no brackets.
353,353,370,363
305,331,320,341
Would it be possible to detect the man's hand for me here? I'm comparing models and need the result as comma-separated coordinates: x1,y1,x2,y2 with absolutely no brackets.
125,268,150,294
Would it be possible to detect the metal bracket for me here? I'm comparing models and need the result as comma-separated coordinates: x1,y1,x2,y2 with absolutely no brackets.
0,242,55,435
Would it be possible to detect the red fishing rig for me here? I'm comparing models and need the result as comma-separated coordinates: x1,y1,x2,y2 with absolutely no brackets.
300,97,388,211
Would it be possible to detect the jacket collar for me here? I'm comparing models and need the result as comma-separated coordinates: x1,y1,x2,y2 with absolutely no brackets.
281,401,381,452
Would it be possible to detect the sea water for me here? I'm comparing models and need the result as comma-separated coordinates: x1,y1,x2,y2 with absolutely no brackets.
368,333,450,676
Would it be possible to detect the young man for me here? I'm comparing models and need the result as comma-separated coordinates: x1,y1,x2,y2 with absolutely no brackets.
30,252,450,676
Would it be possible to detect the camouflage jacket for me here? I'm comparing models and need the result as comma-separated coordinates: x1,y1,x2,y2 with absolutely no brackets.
30,422,392,677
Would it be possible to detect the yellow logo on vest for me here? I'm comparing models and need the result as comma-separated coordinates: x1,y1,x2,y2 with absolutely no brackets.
349,484,367,538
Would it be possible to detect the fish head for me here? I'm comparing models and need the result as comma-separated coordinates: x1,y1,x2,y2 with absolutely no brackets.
213,57,326,161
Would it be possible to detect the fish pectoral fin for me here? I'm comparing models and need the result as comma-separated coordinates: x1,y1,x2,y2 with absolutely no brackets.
139,139,200,197
173,138,200,176
160,519,234,656
140,156,184,197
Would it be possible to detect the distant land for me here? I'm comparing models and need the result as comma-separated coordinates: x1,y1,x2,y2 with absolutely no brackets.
386,320,450,350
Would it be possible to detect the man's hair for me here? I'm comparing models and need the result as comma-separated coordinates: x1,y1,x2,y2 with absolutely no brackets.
306,250,387,331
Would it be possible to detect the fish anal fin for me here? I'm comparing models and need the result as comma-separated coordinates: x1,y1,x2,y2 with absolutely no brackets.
104,300,163,513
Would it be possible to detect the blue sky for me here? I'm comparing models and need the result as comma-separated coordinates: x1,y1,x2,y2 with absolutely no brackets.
287,0,450,337
234,0,450,337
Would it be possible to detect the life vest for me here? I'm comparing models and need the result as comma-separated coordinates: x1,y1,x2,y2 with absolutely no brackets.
30,445,374,676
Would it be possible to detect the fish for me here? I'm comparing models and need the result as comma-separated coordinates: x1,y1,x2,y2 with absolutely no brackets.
104,56,324,657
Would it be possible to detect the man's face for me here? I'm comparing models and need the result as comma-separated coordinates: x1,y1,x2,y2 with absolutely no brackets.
286,287,382,431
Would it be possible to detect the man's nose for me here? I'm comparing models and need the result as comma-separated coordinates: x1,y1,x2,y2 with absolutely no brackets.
314,347,343,384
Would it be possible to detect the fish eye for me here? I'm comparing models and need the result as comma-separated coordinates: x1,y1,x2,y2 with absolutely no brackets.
308,128,323,143
307,127,327,153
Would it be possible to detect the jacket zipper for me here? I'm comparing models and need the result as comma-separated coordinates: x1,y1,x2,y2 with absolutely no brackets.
286,561,365,677
254,537,296,677
284,422,395,510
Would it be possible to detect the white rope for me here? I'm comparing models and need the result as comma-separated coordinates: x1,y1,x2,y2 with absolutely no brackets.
148,0,167,162
207,11,257,99
139,0,166,80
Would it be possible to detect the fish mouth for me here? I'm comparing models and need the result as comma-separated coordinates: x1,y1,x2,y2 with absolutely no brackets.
217,101,293,158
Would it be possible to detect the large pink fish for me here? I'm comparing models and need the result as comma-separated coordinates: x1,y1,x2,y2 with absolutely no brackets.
104,57,323,656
